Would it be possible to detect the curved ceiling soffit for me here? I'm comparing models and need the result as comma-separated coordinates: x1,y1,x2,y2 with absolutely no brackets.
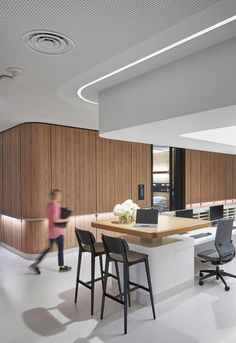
77,15,236,105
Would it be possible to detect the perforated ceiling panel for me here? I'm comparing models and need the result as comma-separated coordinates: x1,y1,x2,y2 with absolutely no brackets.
0,0,226,132
0,0,222,73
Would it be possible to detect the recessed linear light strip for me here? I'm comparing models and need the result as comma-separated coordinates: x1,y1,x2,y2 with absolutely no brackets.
77,15,236,105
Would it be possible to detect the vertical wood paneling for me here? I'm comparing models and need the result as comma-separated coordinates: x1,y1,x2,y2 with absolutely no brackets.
114,140,132,205
186,150,236,205
131,143,152,207
75,129,96,214
3,130,12,214
190,150,201,203
200,151,216,202
51,125,76,212
75,214,97,240
22,221,48,254
0,133,3,212
232,155,236,199
63,216,77,249
1,123,152,253
96,136,115,212
21,124,51,218
215,153,225,201
2,127,21,216
185,149,191,205
225,154,233,200
11,127,21,217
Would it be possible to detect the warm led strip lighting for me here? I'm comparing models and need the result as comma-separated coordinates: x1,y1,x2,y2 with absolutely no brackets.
77,15,236,105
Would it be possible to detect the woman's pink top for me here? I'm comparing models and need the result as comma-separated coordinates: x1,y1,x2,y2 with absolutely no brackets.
47,201,64,239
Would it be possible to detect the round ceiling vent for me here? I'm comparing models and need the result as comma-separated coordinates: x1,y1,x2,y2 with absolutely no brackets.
23,31,75,55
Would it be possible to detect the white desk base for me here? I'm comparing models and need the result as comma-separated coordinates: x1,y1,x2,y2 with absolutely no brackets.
112,235,194,305
112,222,236,305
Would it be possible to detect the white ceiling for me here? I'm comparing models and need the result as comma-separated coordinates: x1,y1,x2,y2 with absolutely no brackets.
1,0,236,155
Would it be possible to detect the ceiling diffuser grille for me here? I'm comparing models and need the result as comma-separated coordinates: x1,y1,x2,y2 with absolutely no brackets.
22,31,75,55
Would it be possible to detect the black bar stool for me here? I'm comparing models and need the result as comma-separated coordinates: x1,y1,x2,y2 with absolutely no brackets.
74,228,122,315
101,234,156,334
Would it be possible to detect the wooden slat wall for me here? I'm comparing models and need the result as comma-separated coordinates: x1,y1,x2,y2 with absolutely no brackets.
225,154,233,200
21,123,51,218
1,123,152,253
0,133,3,212
2,127,21,217
233,156,236,199
75,129,97,214
185,149,236,205
131,142,152,208
114,140,132,205
51,125,76,212
96,136,115,213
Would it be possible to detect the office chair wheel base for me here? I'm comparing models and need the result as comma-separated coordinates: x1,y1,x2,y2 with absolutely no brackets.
199,272,204,277
225,286,230,291
199,280,204,286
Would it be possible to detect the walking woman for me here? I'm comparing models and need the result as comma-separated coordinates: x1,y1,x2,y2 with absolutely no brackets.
30,189,72,274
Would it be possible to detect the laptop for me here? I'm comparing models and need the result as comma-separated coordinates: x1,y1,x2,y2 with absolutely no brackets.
133,209,158,228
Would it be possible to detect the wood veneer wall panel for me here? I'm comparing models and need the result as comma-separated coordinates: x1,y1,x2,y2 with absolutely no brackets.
96,136,115,213
22,221,48,254
114,140,132,205
11,127,21,217
189,150,201,203
51,125,76,212
200,151,216,202
225,154,233,200
21,124,51,218
232,155,236,199
2,216,22,250
185,149,191,205
215,153,226,201
63,216,76,249
2,130,12,215
131,143,151,208
2,127,21,216
75,129,96,214
75,214,97,239
0,133,3,212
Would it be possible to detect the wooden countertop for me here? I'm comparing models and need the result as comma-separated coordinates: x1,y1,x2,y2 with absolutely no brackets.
91,215,211,239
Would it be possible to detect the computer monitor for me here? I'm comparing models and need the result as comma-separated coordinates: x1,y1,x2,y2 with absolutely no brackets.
209,205,224,221
175,209,193,218
136,208,158,224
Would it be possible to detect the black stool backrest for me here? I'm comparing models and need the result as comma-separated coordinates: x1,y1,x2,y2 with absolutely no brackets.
215,218,235,263
75,228,96,254
102,234,129,261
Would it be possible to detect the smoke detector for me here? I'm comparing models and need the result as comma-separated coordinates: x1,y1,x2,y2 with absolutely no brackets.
23,31,75,55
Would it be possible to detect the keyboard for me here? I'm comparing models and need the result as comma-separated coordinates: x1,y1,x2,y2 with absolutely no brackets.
190,232,212,239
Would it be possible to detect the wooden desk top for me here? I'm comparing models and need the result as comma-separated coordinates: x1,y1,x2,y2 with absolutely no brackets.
91,215,211,239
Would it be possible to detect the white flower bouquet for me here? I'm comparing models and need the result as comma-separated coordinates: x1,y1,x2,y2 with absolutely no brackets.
113,199,139,224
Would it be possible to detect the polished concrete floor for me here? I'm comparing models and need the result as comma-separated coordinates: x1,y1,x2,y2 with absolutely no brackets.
1,246,236,343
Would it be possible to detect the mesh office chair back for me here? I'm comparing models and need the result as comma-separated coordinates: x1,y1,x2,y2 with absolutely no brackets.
215,218,235,264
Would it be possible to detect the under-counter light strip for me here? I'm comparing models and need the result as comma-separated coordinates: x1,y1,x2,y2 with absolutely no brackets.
77,15,236,105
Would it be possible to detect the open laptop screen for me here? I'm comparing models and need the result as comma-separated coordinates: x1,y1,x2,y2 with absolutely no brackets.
136,209,158,224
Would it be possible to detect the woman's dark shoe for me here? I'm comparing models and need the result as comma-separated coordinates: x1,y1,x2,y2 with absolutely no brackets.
59,266,72,272
30,262,41,274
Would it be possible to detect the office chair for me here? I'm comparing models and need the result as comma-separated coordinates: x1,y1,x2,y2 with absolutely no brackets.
198,218,236,291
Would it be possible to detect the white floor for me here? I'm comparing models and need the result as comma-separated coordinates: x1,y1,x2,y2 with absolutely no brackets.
1,247,236,343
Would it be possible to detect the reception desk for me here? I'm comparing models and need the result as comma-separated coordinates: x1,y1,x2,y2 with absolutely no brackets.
92,216,211,303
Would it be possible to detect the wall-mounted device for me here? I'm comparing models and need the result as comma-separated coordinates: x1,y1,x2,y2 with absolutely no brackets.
138,184,145,200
